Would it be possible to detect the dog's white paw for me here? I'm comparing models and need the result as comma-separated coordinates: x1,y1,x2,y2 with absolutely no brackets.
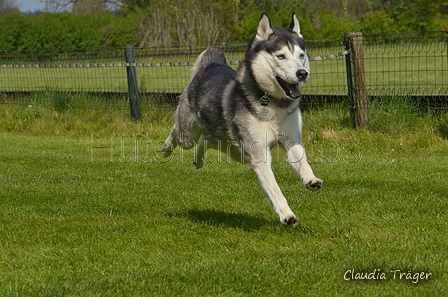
282,215,299,227
279,210,299,227
304,178,323,192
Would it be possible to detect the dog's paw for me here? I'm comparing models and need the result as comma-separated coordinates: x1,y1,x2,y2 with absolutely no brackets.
162,150,172,158
305,178,323,192
283,216,299,227
193,160,204,169
161,143,173,158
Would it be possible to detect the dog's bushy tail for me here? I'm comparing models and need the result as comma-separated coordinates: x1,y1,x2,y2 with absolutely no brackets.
190,47,228,80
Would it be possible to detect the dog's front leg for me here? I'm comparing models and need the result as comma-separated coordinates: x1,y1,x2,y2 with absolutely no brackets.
248,151,298,227
283,142,323,191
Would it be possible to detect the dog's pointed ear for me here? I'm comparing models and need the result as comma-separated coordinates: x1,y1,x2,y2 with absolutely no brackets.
289,12,303,38
256,12,273,41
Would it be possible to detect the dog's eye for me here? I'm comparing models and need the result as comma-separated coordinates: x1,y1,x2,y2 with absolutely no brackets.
277,54,285,60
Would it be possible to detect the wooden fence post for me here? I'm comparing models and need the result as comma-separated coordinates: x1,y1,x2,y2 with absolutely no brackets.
446,26,448,65
125,45,140,121
344,32,368,128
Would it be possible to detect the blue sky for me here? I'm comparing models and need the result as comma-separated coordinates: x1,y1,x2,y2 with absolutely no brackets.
15,0,114,13
16,0,46,12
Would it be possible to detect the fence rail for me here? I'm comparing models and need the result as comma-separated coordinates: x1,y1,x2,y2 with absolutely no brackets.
1,31,447,124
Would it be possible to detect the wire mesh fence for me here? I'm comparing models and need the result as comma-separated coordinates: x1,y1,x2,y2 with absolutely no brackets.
362,31,448,110
301,37,349,109
0,31,447,112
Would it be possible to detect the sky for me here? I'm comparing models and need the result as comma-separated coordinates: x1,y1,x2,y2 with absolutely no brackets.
16,0,46,12
15,0,114,13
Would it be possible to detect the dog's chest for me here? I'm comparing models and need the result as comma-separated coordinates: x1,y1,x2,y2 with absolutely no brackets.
256,105,283,122
251,104,296,143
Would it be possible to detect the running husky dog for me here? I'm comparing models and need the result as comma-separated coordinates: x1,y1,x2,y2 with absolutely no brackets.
162,12,322,226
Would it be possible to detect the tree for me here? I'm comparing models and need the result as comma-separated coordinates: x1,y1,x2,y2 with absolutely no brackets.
118,0,222,46
0,0,19,17
72,0,106,14
41,0,120,13
41,0,71,12
134,7,172,46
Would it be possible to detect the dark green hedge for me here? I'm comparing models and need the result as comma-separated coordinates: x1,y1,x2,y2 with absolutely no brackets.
0,13,136,50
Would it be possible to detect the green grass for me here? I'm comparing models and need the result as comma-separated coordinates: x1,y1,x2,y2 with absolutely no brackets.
0,105,447,296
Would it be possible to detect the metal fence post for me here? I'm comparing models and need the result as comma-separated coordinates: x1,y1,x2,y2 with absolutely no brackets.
344,32,368,128
125,45,140,121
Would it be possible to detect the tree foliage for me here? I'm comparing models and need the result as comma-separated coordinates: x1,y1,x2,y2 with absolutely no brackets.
0,0,447,50
0,12,136,50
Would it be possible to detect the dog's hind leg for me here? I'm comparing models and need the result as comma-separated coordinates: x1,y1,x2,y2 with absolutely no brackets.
162,121,202,157
162,92,202,157
176,115,201,151
193,138,206,169
162,125,178,157
194,138,223,169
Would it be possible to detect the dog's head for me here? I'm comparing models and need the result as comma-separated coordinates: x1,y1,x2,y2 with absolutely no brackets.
248,12,310,100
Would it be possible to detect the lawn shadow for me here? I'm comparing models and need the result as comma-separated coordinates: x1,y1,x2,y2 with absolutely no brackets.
174,209,274,231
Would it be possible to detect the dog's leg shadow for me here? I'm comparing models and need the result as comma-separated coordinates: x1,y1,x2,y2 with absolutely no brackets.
168,209,316,235
170,209,271,231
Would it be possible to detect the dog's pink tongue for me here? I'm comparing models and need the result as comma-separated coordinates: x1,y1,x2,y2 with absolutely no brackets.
288,83,301,98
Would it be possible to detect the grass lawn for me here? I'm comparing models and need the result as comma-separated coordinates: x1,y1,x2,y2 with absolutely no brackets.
0,105,447,296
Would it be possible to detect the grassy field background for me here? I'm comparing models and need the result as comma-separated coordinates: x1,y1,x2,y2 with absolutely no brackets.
0,104,447,296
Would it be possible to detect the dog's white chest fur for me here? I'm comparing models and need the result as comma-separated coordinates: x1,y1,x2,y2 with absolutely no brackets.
250,99,301,146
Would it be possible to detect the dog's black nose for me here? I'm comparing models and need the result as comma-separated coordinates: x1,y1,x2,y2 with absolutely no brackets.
297,69,308,81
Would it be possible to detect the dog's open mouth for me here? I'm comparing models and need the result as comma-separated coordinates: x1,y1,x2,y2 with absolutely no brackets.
276,76,301,99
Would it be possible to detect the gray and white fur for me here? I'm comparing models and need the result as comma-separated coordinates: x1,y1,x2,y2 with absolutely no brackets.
162,12,323,226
